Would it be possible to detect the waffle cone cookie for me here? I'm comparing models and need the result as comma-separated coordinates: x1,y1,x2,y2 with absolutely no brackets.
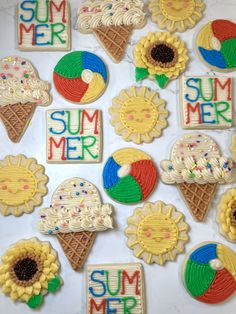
39,178,113,271
161,133,234,222
77,1,146,63
0,56,51,142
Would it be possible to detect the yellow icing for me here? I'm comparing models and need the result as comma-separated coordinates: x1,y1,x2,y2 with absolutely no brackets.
81,73,106,103
160,0,196,20
113,148,150,165
196,22,214,50
217,243,236,281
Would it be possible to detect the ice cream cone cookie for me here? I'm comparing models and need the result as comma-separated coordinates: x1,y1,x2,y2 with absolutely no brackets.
182,242,236,304
53,51,108,104
217,189,236,242
125,201,189,265
102,148,158,204
109,86,169,144
161,133,234,222
0,155,48,217
38,178,113,271
0,238,63,309
0,56,51,142
149,0,205,33
196,20,236,72
77,0,147,63
134,32,189,88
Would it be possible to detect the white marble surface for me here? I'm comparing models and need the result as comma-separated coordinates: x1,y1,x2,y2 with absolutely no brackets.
0,0,236,313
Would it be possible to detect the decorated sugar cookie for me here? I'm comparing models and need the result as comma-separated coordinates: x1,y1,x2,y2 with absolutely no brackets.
110,86,168,144
53,51,108,104
196,20,236,72
87,263,145,313
134,32,189,88
125,201,189,265
217,189,236,242
180,76,233,129
161,133,234,222
0,238,63,309
149,0,205,33
39,178,113,271
231,133,236,163
103,148,158,204
46,109,102,163
77,0,146,63
18,0,71,51
0,155,48,216
183,242,236,304
0,56,51,142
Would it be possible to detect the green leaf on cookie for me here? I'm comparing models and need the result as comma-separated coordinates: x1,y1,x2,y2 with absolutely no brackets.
48,275,61,293
27,293,43,309
135,67,149,81
154,74,169,89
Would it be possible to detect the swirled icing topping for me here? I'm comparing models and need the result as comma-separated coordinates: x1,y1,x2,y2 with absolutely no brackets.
161,133,234,184
77,0,146,32
0,56,51,106
38,177,113,235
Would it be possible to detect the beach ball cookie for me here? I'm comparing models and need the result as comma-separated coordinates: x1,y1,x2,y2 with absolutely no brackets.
196,20,236,72
183,242,236,304
0,155,48,216
161,133,234,222
217,189,236,242
149,0,205,33
125,201,189,265
0,238,63,309
53,51,108,104
0,56,51,142
109,86,169,144
134,32,189,88
103,148,158,204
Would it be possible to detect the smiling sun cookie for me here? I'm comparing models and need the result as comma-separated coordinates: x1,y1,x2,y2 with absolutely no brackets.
53,51,108,104
134,32,189,88
103,148,158,204
0,238,63,309
180,76,233,129
149,0,205,33
109,86,168,144
0,155,48,216
125,201,189,265
18,0,71,51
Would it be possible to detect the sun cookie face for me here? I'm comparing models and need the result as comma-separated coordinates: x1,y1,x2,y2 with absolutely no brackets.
161,0,195,19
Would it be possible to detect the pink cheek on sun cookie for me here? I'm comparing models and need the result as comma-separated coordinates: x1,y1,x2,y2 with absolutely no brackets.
23,185,29,190
145,113,151,119
127,114,134,121
1,185,8,190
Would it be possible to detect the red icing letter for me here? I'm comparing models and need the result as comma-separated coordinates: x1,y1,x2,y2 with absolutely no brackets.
186,102,202,125
90,299,106,314
214,78,231,101
49,0,66,23
80,110,99,135
19,23,35,45
48,137,66,160
121,271,140,296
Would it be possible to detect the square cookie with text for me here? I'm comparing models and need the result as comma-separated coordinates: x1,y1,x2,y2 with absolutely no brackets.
87,264,145,314
180,76,233,129
18,0,71,51
47,109,102,163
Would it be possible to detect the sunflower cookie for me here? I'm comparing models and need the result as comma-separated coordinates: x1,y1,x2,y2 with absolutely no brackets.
217,189,236,242
77,0,146,63
134,32,189,88
149,0,205,33
103,148,158,204
38,178,113,271
161,133,234,222
196,20,236,72
183,242,236,304
125,201,189,265
87,263,145,314
0,155,48,216
0,56,51,142
0,238,63,309
53,51,108,104
109,86,168,144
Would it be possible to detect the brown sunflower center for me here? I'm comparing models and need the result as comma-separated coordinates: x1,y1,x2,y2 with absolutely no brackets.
146,42,178,68
13,258,38,281
230,201,236,227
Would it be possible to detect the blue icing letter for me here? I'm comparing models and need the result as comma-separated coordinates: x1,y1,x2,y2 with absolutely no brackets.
106,298,122,314
89,270,106,297
66,137,81,160
49,111,66,134
20,0,35,22
35,24,50,46
185,78,200,102
190,243,217,264
198,47,227,69
103,157,121,189
200,103,216,124
82,51,108,82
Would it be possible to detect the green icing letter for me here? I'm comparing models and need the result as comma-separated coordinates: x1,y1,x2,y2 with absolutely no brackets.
123,297,137,314
81,136,98,160
106,270,121,296
51,23,66,45
214,101,232,124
